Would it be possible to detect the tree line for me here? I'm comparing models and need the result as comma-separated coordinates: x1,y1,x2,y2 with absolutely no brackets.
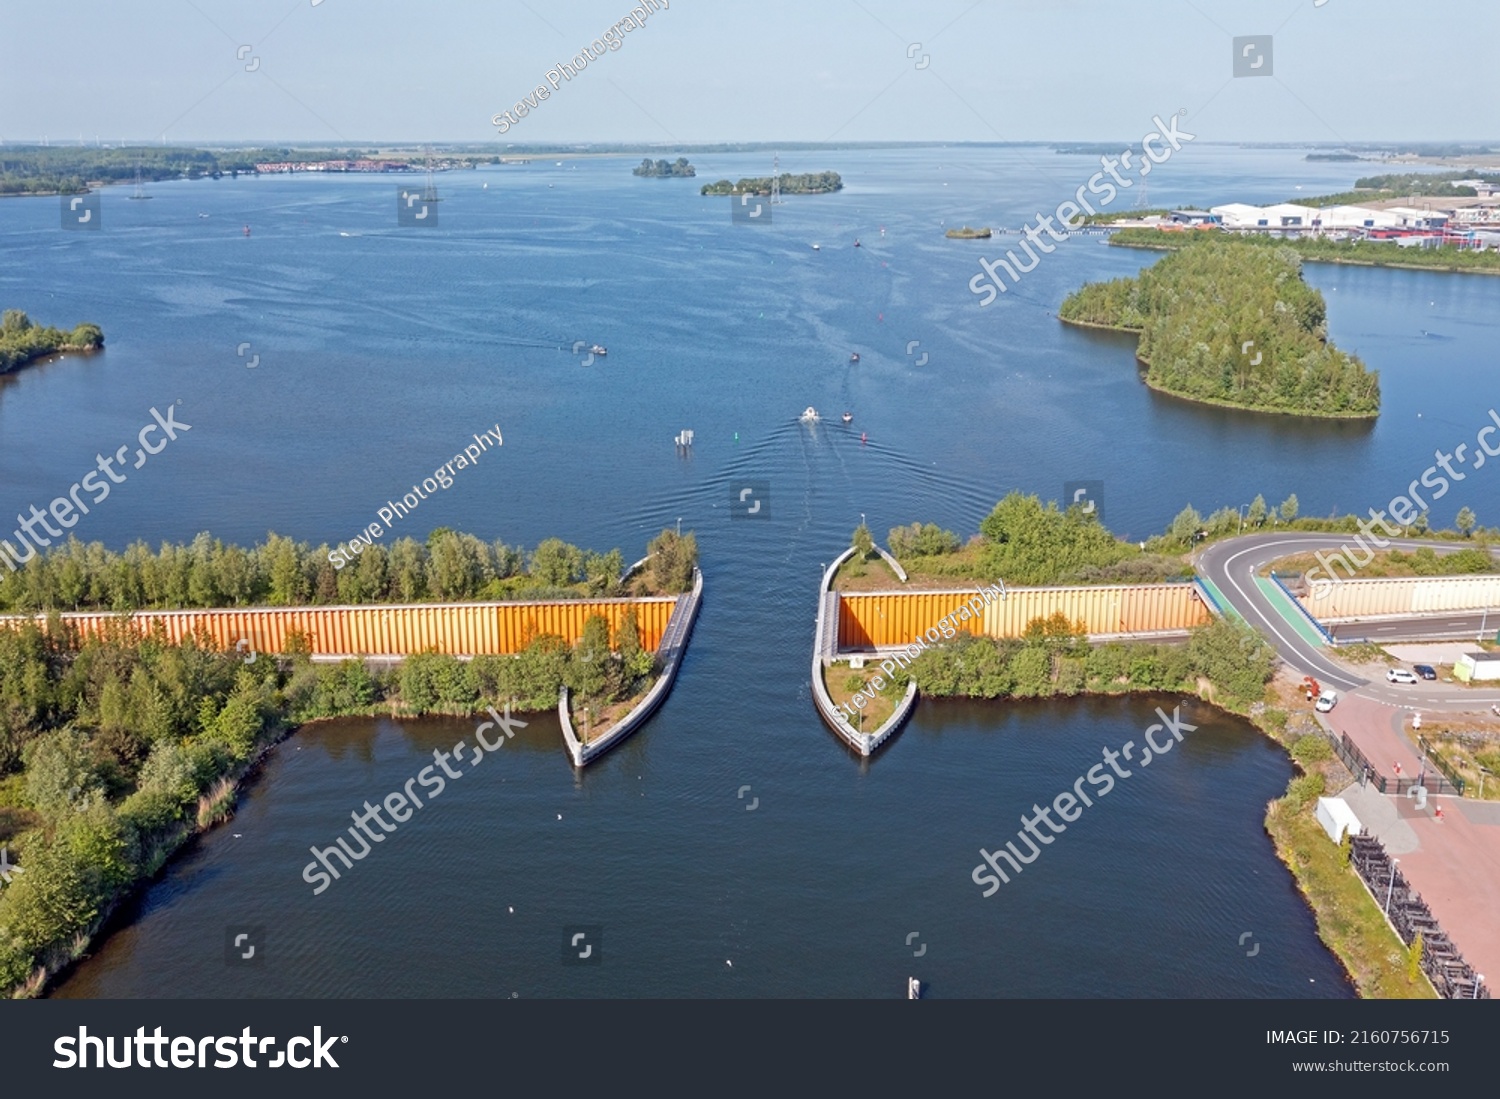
1060,238,1381,417
700,171,843,196
892,613,1276,710
0,527,698,613
632,157,695,177
0,311,103,375
879,490,1491,589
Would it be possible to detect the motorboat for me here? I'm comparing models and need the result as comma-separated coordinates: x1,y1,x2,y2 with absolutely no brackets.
841,412,853,424
589,345,607,357
811,243,821,251
799,407,820,423
853,239,861,248
849,353,859,363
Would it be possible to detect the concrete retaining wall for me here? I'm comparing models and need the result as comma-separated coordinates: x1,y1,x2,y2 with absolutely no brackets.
0,597,678,658
837,583,1209,648
559,566,703,767
1300,574,1500,621
812,550,920,756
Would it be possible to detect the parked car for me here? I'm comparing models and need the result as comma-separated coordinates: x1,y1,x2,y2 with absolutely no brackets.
1414,664,1437,680
1386,668,1419,684
1314,690,1338,712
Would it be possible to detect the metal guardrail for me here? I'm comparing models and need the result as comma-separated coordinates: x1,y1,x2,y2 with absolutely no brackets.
1350,834,1489,999
1335,733,1463,796
1269,571,1336,644
1417,734,1468,796
1191,577,1224,616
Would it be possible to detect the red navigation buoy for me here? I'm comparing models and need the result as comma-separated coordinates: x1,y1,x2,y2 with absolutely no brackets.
243,225,251,236
860,432,867,444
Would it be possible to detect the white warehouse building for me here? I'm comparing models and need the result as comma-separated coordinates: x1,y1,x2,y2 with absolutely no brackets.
1210,202,1321,231
1316,205,1400,230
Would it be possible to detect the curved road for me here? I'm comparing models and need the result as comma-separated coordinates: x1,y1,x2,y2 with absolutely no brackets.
1196,533,1500,711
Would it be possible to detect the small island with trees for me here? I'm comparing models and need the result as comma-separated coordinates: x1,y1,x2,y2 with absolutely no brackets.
945,226,992,239
1,310,104,376
1058,238,1380,418
701,170,842,196
632,157,696,178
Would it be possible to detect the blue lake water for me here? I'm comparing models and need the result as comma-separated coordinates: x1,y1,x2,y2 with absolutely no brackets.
4,144,1492,996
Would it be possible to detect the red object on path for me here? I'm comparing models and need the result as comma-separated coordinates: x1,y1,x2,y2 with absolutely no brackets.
1394,762,1402,776
1435,804,1445,821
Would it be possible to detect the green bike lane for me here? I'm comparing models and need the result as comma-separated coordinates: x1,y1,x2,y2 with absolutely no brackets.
1197,572,1328,647
1251,575,1328,648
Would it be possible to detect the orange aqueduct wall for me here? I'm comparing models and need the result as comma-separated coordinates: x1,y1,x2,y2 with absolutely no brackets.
838,584,1212,649
0,599,679,657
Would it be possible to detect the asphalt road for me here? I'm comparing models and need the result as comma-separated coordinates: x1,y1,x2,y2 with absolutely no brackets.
1328,612,1498,644
1195,533,1500,710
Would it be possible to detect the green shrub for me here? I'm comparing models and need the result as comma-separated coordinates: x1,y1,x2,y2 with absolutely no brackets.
1292,733,1333,764
1285,772,1326,811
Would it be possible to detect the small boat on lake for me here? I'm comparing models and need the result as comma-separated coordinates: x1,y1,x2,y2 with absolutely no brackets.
811,243,821,251
849,353,859,363
841,412,853,424
800,407,820,423
589,345,607,357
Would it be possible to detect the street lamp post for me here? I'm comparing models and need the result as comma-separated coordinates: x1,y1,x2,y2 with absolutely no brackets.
1384,857,1400,915
1479,766,1493,799
1481,606,1490,644
676,517,682,537
1238,503,1249,535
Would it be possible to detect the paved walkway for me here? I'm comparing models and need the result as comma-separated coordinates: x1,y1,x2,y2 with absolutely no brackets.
1317,693,1427,784
1338,781,1500,985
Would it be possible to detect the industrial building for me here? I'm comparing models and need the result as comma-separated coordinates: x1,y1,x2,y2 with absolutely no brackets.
1455,651,1500,683
1202,197,1496,248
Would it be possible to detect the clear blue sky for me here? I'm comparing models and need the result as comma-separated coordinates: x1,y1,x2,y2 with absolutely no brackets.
2,0,1495,145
